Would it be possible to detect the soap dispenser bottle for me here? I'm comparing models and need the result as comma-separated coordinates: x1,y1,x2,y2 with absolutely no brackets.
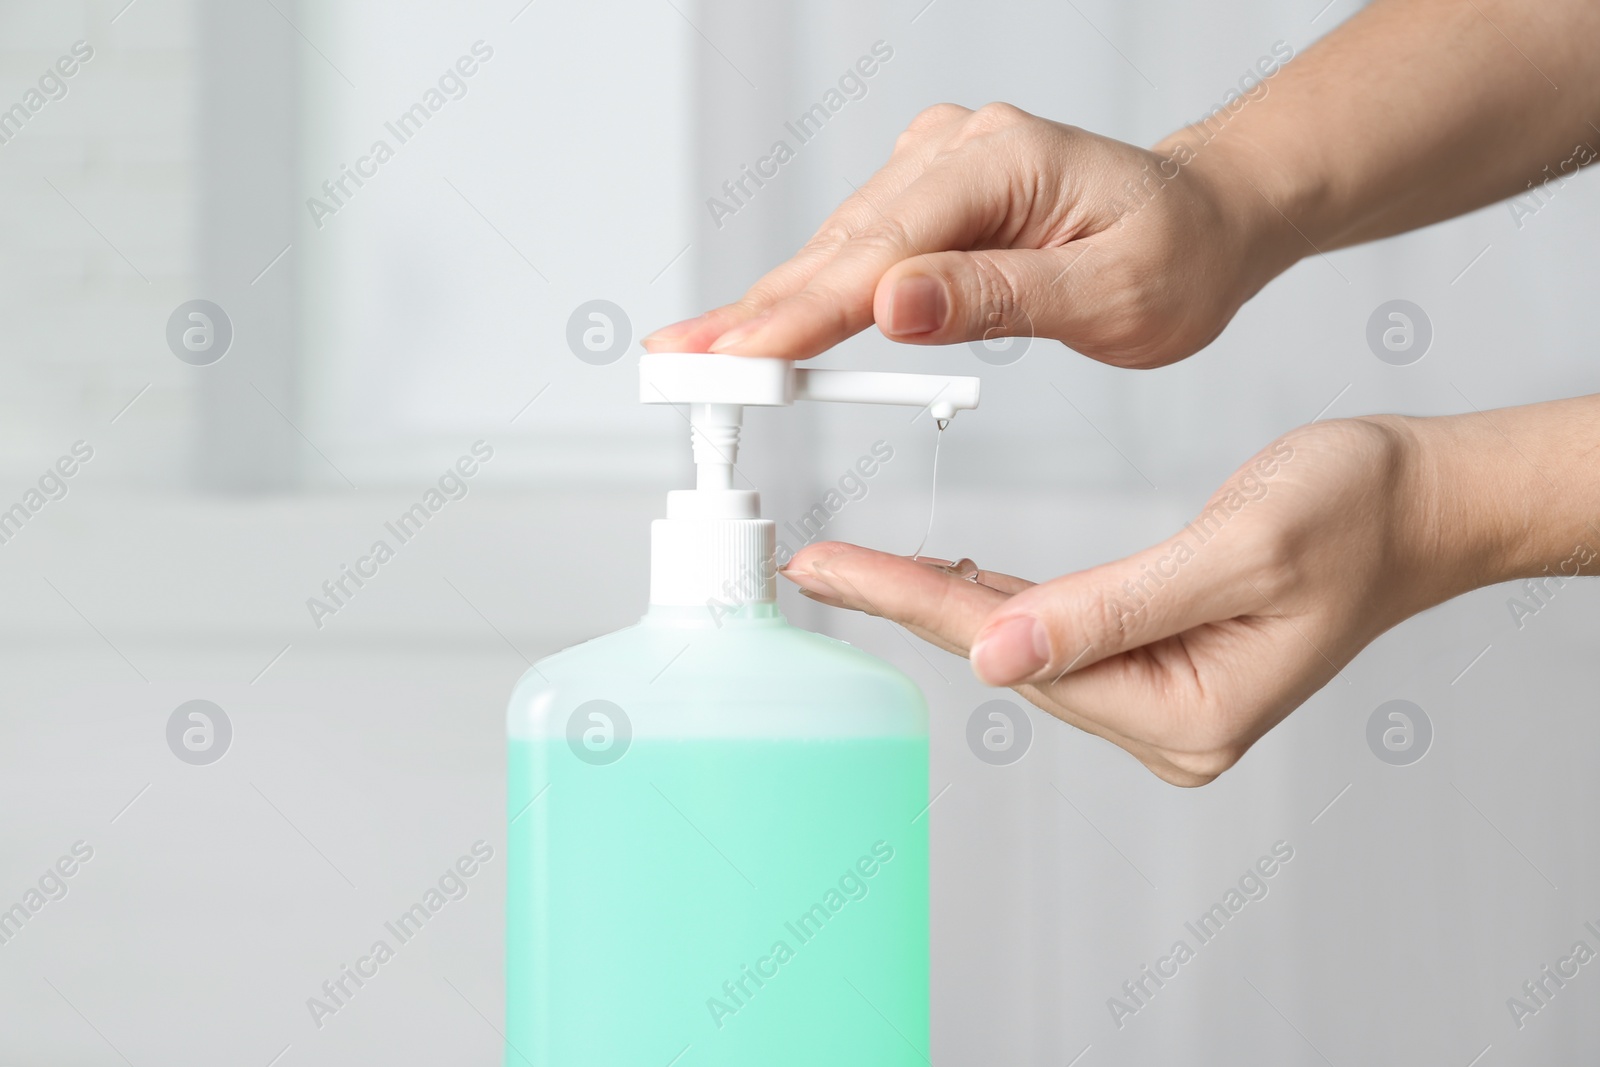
505,353,979,1066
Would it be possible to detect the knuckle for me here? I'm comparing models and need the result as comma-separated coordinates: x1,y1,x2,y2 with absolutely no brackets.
968,101,1031,132
782,285,856,338
851,213,917,257
1079,582,1137,653
906,102,970,135
964,251,1027,331
895,104,970,155
937,102,1038,156
801,220,855,258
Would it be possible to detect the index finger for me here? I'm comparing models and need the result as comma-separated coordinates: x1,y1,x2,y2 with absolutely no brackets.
706,157,1006,359
642,105,972,353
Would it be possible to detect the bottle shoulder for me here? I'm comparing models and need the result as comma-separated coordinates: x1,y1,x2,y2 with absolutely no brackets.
508,616,927,739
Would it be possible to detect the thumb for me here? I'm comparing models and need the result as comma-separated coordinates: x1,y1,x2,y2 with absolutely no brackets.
873,244,1113,351
967,531,1261,687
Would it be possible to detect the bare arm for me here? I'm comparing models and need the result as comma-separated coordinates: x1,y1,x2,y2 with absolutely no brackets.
1178,0,1600,268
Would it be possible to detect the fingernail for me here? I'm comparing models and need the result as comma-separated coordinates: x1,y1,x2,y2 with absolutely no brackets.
885,274,948,336
970,614,1050,685
709,311,773,353
642,314,706,348
783,565,840,600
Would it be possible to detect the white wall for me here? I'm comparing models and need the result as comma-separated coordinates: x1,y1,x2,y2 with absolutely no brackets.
1,1,1597,1064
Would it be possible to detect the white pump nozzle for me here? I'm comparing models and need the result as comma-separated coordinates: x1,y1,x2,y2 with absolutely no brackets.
639,352,981,608
640,352,980,486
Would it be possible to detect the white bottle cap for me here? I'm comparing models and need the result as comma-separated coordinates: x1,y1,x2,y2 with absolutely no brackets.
649,490,775,607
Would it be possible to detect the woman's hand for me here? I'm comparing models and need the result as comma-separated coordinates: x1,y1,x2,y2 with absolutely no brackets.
779,405,1600,786
643,103,1289,367
645,0,1600,365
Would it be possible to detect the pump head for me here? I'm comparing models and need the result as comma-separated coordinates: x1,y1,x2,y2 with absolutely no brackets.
640,352,980,491
638,352,981,609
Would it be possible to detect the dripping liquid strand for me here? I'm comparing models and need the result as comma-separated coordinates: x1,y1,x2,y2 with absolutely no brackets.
909,418,947,560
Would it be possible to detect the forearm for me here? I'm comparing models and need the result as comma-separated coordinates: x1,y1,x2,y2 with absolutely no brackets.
1165,0,1600,262
1397,394,1600,607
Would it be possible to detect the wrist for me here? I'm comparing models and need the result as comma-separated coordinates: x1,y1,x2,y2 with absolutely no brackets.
1380,401,1600,604
1155,126,1309,305
1372,415,1508,611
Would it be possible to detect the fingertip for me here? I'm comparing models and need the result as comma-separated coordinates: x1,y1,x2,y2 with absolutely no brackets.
707,311,774,354
711,287,868,359
969,613,1051,686
785,540,852,569
642,311,709,347
877,271,949,338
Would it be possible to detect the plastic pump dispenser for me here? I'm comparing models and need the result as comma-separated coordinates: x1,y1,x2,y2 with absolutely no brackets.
505,353,979,1067
640,352,979,609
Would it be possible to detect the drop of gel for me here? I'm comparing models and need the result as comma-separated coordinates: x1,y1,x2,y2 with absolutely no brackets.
944,557,980,582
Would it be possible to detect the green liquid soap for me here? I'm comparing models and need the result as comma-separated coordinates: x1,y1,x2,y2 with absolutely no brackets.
506,604,930,1066
505,349,982,1063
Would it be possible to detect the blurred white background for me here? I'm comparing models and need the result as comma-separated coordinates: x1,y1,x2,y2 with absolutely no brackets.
1,0,1597,1063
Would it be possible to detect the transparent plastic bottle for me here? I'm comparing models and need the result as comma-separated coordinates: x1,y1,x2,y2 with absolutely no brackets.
505,601,930,1065
503,352,978,1065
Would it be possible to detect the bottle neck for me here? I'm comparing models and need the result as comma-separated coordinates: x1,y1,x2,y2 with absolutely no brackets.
642,601,785,628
